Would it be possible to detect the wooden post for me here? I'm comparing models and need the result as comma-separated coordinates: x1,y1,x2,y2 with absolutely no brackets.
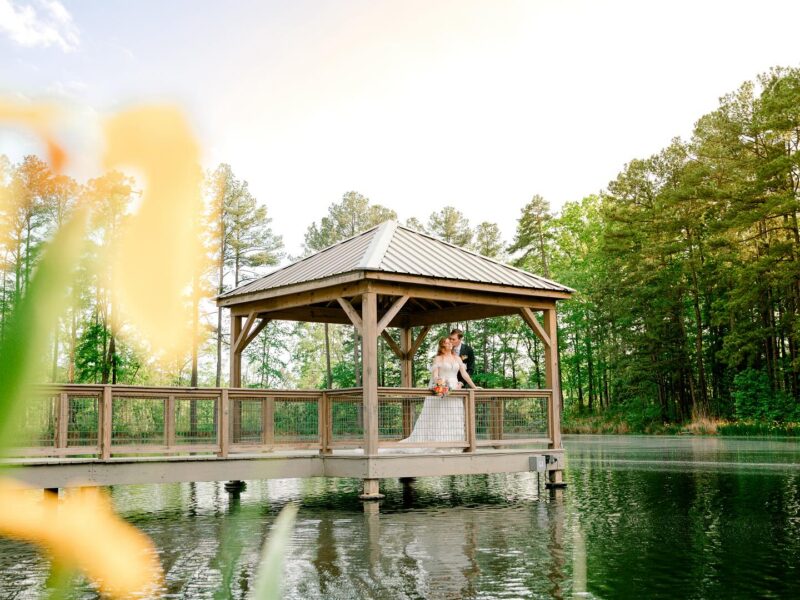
543,307,565,487
400,327,413,437
319,392,331,455
56,392,69,450
166,395,176,449
360,478,383,500
490,397,504,443
218,389,230,458
466,389,476,453
361,292,379,456
100,385,112,460
230,314,242,388
263,396,275,449
400,327,413,387
231,398,241,444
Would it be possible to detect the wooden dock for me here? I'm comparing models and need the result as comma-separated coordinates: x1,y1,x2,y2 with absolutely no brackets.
5,384,564,498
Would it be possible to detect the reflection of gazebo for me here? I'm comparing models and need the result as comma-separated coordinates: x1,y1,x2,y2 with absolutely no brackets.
217,221,573,497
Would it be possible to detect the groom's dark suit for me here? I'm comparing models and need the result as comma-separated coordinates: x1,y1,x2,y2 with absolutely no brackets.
455,342,476,386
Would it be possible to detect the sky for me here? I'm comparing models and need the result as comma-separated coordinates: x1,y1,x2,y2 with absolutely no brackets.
2,0,800,257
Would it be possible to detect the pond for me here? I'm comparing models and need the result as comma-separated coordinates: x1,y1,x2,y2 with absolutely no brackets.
1,435,799,598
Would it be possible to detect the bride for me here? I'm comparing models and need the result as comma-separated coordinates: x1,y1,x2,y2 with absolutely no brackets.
396,337,479,450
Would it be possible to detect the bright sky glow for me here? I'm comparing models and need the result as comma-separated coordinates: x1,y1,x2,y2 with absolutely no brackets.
2,0,800,255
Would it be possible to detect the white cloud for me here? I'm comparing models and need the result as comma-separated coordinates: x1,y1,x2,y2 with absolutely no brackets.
0,0,79,51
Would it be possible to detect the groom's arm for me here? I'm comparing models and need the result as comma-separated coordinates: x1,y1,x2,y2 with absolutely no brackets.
465,345,476,374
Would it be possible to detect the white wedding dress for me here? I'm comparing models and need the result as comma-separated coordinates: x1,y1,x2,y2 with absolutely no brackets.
394,357,466,452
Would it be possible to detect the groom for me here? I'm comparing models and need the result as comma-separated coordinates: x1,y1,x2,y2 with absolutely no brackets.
448,328,475,387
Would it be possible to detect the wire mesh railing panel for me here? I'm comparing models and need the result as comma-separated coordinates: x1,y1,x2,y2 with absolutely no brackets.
330,395,363,442
273,398,319,443
175,397,217,445
378,396,425,440
67,395,99,447
231,398,263,444
502,396,548,437
475,395,548,441
16,394,57,448
112,396,165,446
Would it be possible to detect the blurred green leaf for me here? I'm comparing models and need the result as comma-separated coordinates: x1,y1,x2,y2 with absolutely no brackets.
251,503,298,600
0,210,88,455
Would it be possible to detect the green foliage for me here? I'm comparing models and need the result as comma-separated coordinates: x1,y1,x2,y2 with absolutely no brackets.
427,206,472,247
732,369,798,422
303,191,396,254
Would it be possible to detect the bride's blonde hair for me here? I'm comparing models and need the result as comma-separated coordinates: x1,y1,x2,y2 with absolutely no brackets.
436,337,451,356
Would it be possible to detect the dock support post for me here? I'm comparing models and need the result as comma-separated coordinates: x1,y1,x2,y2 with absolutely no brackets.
359,478,384,500
543,307,567,489
224,480,246,498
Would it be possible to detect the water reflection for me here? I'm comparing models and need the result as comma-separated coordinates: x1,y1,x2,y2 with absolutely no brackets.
0,436,799,598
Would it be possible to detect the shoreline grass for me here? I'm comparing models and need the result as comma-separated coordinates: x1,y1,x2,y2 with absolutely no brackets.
563,414,800,437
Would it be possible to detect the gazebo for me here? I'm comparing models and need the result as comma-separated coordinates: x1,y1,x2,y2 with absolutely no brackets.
217,221,574,498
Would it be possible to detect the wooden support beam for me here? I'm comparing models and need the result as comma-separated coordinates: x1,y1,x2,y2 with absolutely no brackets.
234,311,257,354
466,390,476,452
165,395,176,448
361,292,379,456
519,307,550,347
410,325,431,356
56,392,69,449
218,390,230,458
369,281,559,310
543,308,563,451
400,328,413,387
259,307,352,324
100,385,112,460
242,318,270,349
337,297,363,333
263,397,274,448
376,295,409,335
408,304,519,327
230,314,242,388
381,330,403,359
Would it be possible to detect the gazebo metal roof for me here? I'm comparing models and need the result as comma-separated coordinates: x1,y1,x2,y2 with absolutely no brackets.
219,221,574,303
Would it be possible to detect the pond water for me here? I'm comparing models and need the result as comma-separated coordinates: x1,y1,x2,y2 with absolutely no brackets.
2,435,799,599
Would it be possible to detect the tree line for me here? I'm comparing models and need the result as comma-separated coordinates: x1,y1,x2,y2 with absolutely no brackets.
2,66,798,425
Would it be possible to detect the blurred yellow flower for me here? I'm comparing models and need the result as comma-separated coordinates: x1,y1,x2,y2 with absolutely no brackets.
104,106,204,357
0,479,162,598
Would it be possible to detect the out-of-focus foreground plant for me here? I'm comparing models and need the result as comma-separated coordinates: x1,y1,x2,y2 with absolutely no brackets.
0,101,295,598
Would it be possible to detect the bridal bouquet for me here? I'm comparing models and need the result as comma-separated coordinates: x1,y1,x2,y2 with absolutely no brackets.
431,378,449,397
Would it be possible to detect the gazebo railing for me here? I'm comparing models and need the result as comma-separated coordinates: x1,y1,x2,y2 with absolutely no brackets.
8,384,553,458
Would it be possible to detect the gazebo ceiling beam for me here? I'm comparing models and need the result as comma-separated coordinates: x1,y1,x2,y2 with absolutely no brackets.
406,304,520,327
259,307,352,325
368,282,557,310
229,281,368,316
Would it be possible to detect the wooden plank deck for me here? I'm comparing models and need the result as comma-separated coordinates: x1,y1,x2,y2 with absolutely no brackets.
3,448,565,489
